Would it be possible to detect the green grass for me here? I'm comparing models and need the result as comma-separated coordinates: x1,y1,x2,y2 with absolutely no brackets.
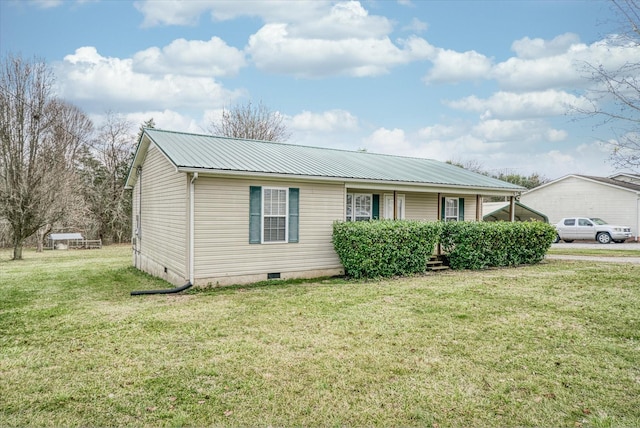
548,246,640,257
1,246,639,427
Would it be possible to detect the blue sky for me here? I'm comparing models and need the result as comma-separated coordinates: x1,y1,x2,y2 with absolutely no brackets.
1,0,635,179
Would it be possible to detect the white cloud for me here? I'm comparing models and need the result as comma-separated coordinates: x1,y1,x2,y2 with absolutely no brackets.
55,47,241,113
288,110,359,132
125,110,204,134
290,1,393,40
493,35,640,91
247,24,433,77
364,127,413,154
492,54,582,91
134,1,214,27
473,119,568,144
132,37,246,77
29,0,63,8
361,126,505,161
402,17,428,33
445,90,590,120
417,124,461,140
135,0,433,78
134,0,332,27
511,33,581,59
424,48,492,83
421,33,640,93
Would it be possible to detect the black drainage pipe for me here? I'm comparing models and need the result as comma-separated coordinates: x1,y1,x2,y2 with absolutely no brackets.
131,282,193,296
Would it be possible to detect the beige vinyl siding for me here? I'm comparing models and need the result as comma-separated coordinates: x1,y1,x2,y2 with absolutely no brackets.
131,171,140,267
404,192,438,220
138,145,188,279
521,176,638,236
193,177,344,283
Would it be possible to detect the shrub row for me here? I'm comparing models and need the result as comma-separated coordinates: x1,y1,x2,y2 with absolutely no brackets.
440,221,557,270
332,220,556,278
332,220,442,279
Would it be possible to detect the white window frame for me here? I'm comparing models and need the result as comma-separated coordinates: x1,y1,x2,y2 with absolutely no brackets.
444,197,459,222
262,187,288,243
383,193,405,220
346,193,372,221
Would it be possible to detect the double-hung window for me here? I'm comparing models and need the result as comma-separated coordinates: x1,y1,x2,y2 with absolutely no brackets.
346,193,372,221
263,188,288,242
442,197,465,222
249,186,299,244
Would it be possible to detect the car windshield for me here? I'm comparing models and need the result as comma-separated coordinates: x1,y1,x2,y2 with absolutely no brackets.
589,218,608,225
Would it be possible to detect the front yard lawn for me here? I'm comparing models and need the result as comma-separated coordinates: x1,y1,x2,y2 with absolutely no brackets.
1,246,639,426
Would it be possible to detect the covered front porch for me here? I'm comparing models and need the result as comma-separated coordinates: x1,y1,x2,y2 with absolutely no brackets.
344,184,521,223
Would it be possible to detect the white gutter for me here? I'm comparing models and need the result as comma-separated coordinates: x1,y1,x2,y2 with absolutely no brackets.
190,172,198,284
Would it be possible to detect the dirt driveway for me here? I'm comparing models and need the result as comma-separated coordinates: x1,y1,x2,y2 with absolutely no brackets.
547,240,640,264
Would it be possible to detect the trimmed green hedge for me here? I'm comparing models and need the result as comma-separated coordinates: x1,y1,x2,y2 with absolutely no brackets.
332,220,442,279
332,220,556,278
440,221,557,270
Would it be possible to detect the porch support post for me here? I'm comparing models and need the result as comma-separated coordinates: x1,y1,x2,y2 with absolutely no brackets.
393,190,397,220
476,195,482,221
509,196,516,222
436,192,442,255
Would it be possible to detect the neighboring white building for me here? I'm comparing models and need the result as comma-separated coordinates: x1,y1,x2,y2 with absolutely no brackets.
520,174,640,240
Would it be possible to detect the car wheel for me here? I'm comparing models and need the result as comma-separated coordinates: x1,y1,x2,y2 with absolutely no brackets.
563,239,574,243
553,234,560,243
596,232,612,244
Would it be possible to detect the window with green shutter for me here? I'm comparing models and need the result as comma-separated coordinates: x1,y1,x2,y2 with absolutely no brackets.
441,197,465,221
249,186,299,244
288,188,299,243
249,186,262,243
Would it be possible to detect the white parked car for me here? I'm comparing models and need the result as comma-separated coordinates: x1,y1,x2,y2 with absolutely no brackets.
554,217,632,244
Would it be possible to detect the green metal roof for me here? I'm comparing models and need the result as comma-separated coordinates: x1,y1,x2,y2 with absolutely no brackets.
127,128,524,192
483,201,549,222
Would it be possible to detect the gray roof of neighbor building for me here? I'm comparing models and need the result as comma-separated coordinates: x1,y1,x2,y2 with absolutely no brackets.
127,128,524,191
49,233,83,240
577,175,640,192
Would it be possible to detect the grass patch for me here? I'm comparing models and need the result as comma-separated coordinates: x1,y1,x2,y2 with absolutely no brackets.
1,246,639,426
548,246,640,257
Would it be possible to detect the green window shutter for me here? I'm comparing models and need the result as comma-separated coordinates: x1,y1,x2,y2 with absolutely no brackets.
372,194,380,220
458,197,465,221
249,186,262,244
441,197,445,221
288,188,299,243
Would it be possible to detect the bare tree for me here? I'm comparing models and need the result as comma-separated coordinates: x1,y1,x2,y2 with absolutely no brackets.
0,54,93,259
78,112,135,244
446,159,487,175
209,100,290,142
574,0,640,171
